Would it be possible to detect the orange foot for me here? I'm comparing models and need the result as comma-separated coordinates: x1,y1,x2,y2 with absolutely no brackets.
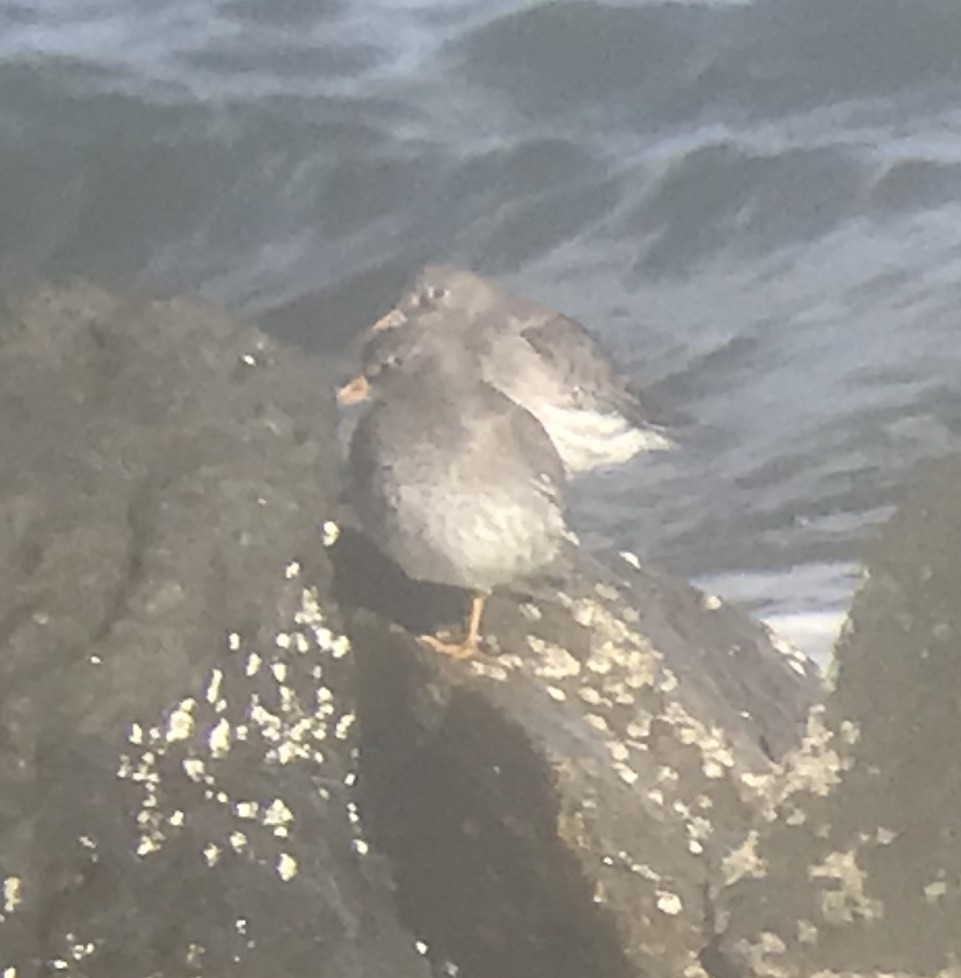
418,632,478,661
417,593,488,661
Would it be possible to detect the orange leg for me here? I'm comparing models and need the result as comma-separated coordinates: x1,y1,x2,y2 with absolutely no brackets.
419,593,486,660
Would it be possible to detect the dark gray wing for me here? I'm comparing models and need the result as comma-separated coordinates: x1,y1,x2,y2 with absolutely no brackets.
347,404,396,500
511,402,566,491
519,313,650,419
484,383,577,579
472,374,567,484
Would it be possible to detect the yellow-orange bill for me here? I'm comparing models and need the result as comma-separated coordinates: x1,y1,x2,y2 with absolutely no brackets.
371,307,407,333
336,374,371,405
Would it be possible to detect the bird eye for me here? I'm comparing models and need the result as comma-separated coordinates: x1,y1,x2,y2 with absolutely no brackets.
412,285,447,308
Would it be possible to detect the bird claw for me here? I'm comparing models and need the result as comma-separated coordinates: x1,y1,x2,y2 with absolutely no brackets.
418,632,478,661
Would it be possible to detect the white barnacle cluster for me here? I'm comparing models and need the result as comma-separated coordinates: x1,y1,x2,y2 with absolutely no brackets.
116,735,164,856
682,812,712,856
529,637,582,681
469,658,512,681
38,927,98,972
471,577,727,913
655,889,683,915
606,740,630,763
2,876,22,917
206,667,224,705
112,564,364,884
768,705,855,818
593,582,622,603
737,931,789,977
165,698,196,743
525,591,656,733
262,798,295,839
276,852,298,882
552,593,661,788
465,576,687,837
321,520,340,548
721,830,767,886
295,582,351,659
809,847,884,924
185,942,205,969
661,701,735,781
208,718,232,759
480,568,787,931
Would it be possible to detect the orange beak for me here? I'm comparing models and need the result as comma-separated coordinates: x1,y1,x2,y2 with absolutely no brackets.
338,305,407,405
370,307,407,333
336,374,371,405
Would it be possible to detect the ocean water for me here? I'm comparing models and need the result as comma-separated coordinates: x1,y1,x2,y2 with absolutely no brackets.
3,0,961,660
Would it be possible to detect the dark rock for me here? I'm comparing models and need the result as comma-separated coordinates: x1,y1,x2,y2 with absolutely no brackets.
0,280,829,978
0,284,431,977
330,525,821,977
712,457,961,974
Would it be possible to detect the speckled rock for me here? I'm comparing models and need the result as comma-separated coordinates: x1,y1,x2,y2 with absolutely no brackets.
710,457,961,977
0,284,431,978
0,281,838,978
330,523,822,978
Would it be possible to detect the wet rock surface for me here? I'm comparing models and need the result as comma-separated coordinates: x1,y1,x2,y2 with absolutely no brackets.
4,282,955,978
712,458,961,976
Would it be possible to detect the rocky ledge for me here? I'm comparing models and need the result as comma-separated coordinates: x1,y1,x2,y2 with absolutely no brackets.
0,284,956,978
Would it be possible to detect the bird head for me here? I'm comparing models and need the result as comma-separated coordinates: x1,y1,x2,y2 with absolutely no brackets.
336,322,472,406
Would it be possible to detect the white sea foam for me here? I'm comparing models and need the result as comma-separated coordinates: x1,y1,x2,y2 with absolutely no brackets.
695,562,857,666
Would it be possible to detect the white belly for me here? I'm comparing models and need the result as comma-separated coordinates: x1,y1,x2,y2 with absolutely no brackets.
533,404,672,475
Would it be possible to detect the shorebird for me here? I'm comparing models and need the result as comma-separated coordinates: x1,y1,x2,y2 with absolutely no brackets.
366,265,673,477
337,324,570,659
